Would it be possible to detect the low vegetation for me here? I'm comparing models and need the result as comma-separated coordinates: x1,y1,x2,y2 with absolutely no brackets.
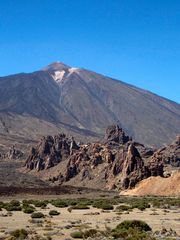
0,196,179,214
3,200,22,211
51,199,68,208
49,210,60,216
31,212,45,218
10,229,28,239
0,196,179,240
70,231,83,238
92,199,114,210
71,204,90,210
23,206,35,214
70,221,153,239
0,197,179,213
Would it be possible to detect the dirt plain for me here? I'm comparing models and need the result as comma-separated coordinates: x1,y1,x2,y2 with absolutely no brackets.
0,197,179,240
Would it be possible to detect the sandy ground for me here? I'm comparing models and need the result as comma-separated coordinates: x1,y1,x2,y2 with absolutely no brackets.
121,171,180,196
0,204,179,239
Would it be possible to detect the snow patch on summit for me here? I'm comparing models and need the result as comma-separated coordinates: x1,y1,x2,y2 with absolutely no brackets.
69,67,79,72
53,70,66,82
67,67,80,76
51,67,80,83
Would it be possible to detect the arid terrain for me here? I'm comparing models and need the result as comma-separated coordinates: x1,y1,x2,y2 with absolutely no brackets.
121,171,180,196
1,0,180,238
0,196,179,240
0,63,179,240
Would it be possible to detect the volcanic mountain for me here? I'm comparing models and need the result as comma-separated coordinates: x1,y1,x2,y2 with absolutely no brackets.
0,61,179,149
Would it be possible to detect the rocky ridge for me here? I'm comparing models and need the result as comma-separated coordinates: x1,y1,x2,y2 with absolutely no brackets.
151,135,180,168
25,125,176,190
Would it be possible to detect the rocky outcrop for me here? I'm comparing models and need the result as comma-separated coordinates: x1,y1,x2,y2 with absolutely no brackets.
150,135,180,168
105,142,163,189
8,146,23,160
25,134,79,171
105,125,130,146
0,145,23,160
64,143,104,182
120,143,145,188
25,125,169,189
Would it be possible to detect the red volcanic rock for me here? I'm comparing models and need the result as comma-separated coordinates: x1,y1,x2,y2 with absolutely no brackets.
25,125,173,190
150,135,180,168
122,143,143,175
119,143,164,189
105,125,130,145
25,133,79,171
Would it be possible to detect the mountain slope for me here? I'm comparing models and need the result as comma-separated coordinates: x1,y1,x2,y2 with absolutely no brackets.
0,62,179,147
51,66,180,146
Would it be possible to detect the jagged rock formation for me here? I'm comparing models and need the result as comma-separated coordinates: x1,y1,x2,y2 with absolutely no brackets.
151,135,180,168
25,134,79,171
25,125,168,189
104,125,130,145
0,145,23,160
105,141,163,189
8,146,23,160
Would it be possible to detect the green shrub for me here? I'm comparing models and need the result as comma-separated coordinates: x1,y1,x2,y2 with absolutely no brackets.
76,199,93,206
0,201,4,208
10,229,28,239
49,210,60,216
112,228,151,239
113,220,151,232
4,204,22,211
3,200,22,211
32,200,47,208
116,205,132,211
112,220,152,239
31,212,44,218
10,200,20,207
70,231,83,238
132,202,150,211
83,229,98,238
23,206,35,214
72,204,90,210
92,200,114,210
51,200,68,208
101,203,114,210
22,199,30,205
66,199,78,206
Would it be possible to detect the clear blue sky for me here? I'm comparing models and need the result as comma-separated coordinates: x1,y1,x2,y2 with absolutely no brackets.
0,0,180,103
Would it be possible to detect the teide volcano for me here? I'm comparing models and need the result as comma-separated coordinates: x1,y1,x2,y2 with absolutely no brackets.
0,61,179,148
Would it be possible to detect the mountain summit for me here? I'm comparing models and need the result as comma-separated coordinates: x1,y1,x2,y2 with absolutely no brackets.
0,61,179,147
42,61,70,71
